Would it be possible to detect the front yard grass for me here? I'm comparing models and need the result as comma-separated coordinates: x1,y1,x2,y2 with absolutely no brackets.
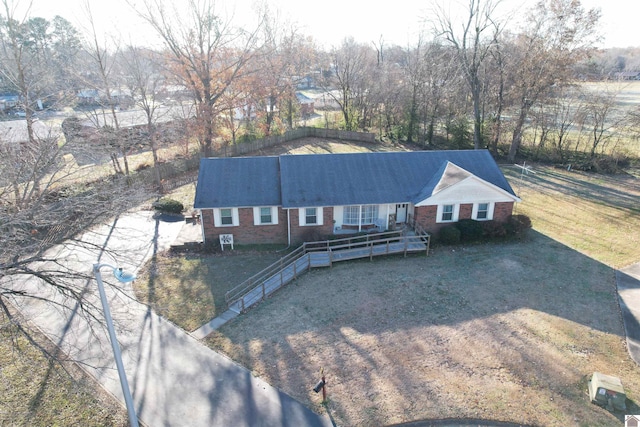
133,250,284,331
205,235,637,426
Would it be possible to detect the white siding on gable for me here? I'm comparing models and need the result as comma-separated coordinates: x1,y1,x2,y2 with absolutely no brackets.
416,176,518,206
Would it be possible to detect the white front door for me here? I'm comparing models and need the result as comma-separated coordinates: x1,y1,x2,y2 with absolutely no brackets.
395,204,407,223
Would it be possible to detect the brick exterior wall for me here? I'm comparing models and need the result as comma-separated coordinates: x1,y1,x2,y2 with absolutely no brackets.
201,208,288,247
201,202,515,246
289,207,334,244
201,206,335,247
459,203,473,220
413,202,515,236
493,201,514,222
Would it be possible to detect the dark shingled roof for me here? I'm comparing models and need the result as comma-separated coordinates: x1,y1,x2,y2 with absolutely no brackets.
194,157,281,208
194,150,517,209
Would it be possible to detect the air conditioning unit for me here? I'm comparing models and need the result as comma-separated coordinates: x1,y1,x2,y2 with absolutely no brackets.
588,372,627,412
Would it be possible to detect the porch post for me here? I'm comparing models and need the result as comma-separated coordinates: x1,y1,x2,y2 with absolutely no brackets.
358,205,362,232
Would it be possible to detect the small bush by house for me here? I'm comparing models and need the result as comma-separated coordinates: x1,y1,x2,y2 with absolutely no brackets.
153,198,184,214
481,220,508,238
506,214,532,236
438,225,461,245
456,219,484,242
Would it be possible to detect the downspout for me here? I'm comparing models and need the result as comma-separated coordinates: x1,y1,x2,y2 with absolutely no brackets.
287,208,291,247
199,209,205,243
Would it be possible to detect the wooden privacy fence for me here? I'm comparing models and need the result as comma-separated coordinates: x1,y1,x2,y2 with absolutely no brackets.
225,127,376,156
225,229,430,314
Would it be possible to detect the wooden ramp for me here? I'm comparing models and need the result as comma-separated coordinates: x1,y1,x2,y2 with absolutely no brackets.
226,230,430,313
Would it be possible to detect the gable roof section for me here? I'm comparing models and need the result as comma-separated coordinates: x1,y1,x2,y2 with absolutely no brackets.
194,150,518,209
279,150,517,208
194,157,281,208
414,161,473,202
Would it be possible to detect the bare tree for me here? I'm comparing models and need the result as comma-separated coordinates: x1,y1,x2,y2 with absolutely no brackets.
323,37,375,131
504,0,601,162
432,0,504,149
121,45,164,190
80,3,132,175
581,90,625,159
138,0,264,157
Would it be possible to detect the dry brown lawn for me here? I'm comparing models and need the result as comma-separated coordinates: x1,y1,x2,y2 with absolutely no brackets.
205,235,636,426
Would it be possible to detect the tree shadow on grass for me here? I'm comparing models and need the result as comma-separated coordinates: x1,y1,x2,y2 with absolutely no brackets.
209,231,636,426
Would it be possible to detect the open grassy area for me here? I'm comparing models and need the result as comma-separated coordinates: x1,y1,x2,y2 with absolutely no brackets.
206,235,635,426
503,165,640,268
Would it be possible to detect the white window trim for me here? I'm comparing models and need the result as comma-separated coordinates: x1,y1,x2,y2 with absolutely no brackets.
299,207,324,226
472,202,494,221
253,206,279,225
436,204,460,223
213,208,239,227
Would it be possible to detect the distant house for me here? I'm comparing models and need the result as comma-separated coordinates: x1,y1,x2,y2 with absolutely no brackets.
193,150,520,247
296,92,315,117
308,91,341,110
0,94,20,112
76,88,133,108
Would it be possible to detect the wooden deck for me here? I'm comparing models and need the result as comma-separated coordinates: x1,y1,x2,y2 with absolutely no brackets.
227,230,429,313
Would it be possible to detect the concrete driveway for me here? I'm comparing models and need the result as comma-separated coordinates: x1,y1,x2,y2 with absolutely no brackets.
7,209,332,427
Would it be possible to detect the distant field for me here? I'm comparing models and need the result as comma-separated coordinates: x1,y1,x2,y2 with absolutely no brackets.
580,81,640,108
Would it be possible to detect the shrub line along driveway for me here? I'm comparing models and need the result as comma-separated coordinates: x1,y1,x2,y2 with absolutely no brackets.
6,210,332,427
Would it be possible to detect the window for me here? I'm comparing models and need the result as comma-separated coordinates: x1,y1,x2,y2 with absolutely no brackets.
476,203,489,220
343,206,359,225
305,208,317,225
441,204,454,222
214,208,238,227
220,208,233,225
343,205,379,225
253,207,278,225
299,207,323,226
361,205,378,224
472,202,493,221
260,207,272,224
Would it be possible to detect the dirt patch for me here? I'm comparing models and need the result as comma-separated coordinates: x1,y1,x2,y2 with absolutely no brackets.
205,236,637,426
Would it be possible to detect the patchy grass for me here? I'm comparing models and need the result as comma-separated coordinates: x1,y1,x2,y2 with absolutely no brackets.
133,250,284,331
0,312,128,427
205,233,637,427
504,165,640,268
196,154,639,426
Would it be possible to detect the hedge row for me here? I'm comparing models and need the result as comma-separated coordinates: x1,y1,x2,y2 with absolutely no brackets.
437,215,532,245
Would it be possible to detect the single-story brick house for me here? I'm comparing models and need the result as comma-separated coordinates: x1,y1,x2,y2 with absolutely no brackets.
193,150,520,246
